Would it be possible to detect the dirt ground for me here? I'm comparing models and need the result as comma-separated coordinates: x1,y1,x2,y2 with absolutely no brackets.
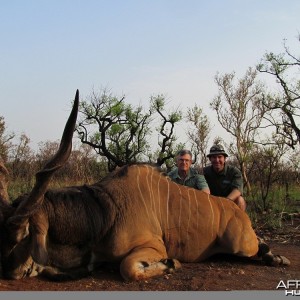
0,218,299,292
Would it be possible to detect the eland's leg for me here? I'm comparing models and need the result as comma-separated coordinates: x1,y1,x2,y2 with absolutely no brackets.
256,237,290,266
120,241,181,281
217,214,259,257
40,265,92,281
218,214,290,266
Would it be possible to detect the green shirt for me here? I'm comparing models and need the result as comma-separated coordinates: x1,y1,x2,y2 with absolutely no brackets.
168,168,209,190
203,164,243,197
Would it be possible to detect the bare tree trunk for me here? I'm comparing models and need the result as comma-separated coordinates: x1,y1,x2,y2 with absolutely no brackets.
240,161,251,195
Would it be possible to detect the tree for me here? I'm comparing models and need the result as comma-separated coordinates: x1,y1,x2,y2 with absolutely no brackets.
77,90,184,171
0,116,14,162
36,140,60,168
8,133,34,180
257,36,300,148
62,143,108,183
77,89,152,171
210,67,266,193
0,116,14,201
248,142,289,211
186,104,211,169
151,95,183,168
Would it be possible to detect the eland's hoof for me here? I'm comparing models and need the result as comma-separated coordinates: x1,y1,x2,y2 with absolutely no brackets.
265,255,290,266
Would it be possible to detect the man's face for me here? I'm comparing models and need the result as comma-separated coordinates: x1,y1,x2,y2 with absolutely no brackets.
176,154,192,173
209,154,226,173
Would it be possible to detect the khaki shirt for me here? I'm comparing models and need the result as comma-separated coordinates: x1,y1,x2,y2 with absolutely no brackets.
168,168,209,190
203,164,243,197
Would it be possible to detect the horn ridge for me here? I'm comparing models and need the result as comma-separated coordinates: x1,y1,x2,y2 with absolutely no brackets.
8,90,79,225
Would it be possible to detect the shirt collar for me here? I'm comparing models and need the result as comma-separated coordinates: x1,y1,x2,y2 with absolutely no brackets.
211,163,228,175
175,168,192,180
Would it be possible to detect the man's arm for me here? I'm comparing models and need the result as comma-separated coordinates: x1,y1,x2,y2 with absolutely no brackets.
195,174,210,194
202,187,210,194
230,166,244,195
226,188,241,202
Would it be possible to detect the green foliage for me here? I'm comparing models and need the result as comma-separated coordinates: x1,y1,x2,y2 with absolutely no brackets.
150,94,183,166
247,184,300,229
7,177,35,201
186,104,211,167
77,90,154,170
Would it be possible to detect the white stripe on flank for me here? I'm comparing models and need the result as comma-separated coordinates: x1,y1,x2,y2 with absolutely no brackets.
157,173,163,222
146,166,154,211
149,166,161,233
177,185,182,230
168,182,184,257
186,189,192,260
166,175,170,240
144,165,161,233
206,193,215,239
149,166,157,219
136,166,150,219
192,189,200,250
177,184,183,257
218,197,227,235
219,197,226,220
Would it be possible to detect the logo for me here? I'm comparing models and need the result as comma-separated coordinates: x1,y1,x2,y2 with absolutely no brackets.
276,280,300,296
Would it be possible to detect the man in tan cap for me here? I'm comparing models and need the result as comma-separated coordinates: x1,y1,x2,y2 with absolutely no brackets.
203,144,246,211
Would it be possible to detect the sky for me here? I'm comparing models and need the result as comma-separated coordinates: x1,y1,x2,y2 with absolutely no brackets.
1,0,299,152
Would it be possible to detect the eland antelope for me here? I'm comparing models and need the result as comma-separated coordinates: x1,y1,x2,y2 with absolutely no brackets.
0,90,290,281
